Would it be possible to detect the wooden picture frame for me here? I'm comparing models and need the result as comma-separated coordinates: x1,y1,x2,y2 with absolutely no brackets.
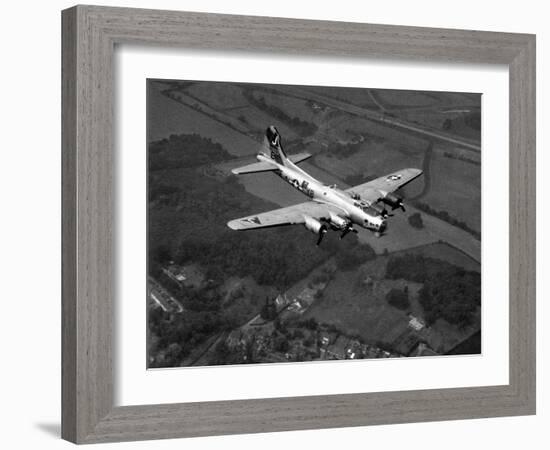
61,5,536,444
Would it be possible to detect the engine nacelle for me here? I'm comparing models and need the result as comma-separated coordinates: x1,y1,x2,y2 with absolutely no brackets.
303,215,326,235
363,205,382,217
328,213,349,230
381,192,403,210
369,203,389,217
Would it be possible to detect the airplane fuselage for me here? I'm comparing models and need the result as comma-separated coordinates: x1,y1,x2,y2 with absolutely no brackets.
256,153,386,233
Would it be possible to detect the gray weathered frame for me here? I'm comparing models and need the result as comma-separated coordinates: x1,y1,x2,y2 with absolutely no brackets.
62,4,536,444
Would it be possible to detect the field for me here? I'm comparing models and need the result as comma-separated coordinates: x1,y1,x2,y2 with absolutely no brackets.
147,82,259,156
304,85,381,109
303,243,480,354
365,203,480,260
391,242,480,272
303,265,417,346
422,147,481,231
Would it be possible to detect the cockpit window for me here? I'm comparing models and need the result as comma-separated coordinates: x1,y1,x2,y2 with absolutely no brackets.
361,205,375,214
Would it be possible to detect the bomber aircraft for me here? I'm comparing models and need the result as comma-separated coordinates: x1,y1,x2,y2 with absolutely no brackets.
227,126,423,245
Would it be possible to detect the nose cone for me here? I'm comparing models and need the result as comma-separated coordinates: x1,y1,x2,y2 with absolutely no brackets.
379,219,387,233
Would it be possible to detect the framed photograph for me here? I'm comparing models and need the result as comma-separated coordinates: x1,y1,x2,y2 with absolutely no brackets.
62,5,536,444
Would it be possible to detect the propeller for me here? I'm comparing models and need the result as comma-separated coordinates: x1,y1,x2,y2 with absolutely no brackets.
340,224,358,240
369,201,390,219
316,226,328,246
391,201,405,212
378,205,393,217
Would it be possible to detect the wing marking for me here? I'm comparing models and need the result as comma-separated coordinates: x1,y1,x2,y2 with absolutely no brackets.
346,168,422,202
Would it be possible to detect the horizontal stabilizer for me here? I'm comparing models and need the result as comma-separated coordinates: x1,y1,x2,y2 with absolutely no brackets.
287,152,312,165
231,161,276,175
231,152,312,175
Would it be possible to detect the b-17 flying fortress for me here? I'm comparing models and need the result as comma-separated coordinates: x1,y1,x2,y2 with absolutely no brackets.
228,126,423,245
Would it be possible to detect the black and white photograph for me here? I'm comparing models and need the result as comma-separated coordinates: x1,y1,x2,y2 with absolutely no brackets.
147,79,482,369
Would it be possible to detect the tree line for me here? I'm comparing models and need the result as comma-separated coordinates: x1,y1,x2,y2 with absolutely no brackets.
385,253,481,328
148,133,234,171
242,90,318,137
412,201,481,240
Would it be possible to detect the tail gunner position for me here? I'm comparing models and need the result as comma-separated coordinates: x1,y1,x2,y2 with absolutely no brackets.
228,126,422,245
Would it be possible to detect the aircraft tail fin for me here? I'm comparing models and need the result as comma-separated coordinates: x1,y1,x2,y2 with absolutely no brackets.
265,126,290,166
232,125,312,175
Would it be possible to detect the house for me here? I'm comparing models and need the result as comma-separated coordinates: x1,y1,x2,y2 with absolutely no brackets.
162,265,186,285
346,339,363,359
296,288,315,307
162,264,204,288
147,277,184,313
226,330,245,350
295,283,326,310
362,275,374,287
288,299,305,313
410,342,439,357
274,294,290,310
408,315,426,331
326,336,349,360
393,332,421,356
318,330,338,346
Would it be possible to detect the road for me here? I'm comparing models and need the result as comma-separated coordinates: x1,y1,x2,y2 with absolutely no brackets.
273,86,481,152
367,89,387,112
409,140,433,200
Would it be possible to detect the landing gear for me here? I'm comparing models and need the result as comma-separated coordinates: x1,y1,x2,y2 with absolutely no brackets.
340,225,358,240
316,226,328,246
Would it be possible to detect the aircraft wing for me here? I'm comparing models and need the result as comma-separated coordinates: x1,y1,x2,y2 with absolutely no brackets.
287,152,312,165
346,168,423,202
227,201,339,230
